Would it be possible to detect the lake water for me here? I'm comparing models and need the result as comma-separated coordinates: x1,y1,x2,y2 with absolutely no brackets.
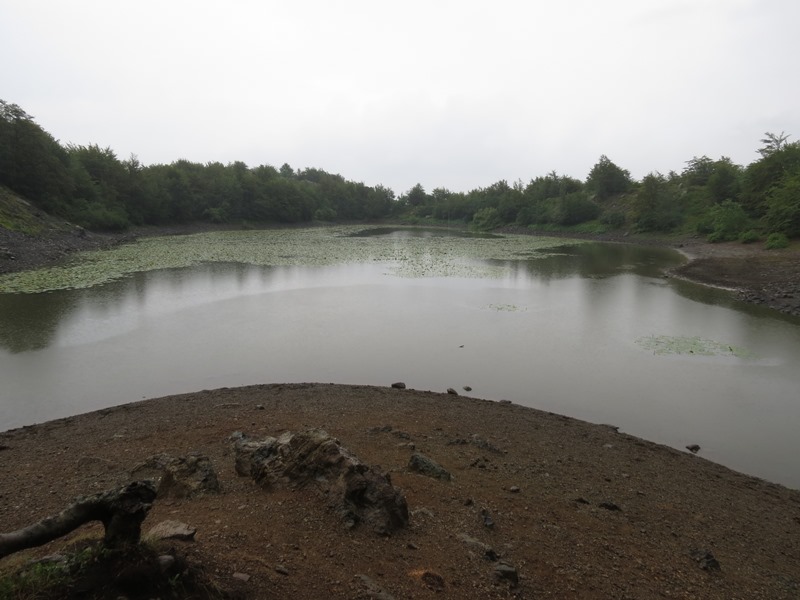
1,227,799,489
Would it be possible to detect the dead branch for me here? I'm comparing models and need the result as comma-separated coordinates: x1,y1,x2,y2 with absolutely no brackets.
0,480,156,559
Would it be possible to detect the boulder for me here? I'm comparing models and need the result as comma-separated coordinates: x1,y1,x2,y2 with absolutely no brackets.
131,453,220,499
232,429,408,535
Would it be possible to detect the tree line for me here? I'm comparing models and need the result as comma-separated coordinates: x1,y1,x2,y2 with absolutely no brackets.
2,99,798,245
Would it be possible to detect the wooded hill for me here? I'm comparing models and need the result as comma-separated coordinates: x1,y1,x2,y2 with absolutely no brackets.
1,100,798,246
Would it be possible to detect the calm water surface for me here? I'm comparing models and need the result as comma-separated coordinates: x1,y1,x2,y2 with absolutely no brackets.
1,229,799,488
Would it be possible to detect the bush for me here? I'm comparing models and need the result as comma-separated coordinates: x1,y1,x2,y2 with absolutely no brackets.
738,230,760,244
707,200,749,242
765,232,789,249
600,211,626,228
471,207,501,231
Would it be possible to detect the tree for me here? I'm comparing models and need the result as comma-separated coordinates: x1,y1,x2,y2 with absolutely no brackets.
404,183,428,207
586,155,632,201
758,131,791,157
764,172,800,237
707,200,750,242
635,173,682,232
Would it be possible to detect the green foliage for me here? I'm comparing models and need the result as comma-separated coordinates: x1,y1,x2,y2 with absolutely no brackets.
706,200,749,242
738,230,759,244
635,173,683,232
764,171,800,237
586,155,632,200
471,206,501,231
741,139,800,217
765,232,789,249
555,192,600,225
600,210,626,228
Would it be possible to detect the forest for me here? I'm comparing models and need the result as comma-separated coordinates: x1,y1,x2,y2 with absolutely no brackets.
1,99,798,246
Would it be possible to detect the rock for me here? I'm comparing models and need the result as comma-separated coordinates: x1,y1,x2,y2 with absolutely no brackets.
690,549,721,571
418,570,445,590
158,554,176,572
232,429,408,534
146,520,197,541
481,507,495,529
274,565,289,575
391,382,406,389
131,453,220,499
508,485,520,493
599,501,622,512
463,385,472,391
686,444,701,454
355,574,396,600
233,572,251,582
458,533,498,561
408,452,451,481
446,387,458,395
494,562,519,586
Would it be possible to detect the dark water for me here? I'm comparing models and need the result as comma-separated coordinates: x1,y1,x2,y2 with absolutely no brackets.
1,232,799,488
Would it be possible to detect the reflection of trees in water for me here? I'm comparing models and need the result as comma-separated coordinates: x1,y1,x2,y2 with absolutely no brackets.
0,292,77,353
506,243,684,282
0,278,133,353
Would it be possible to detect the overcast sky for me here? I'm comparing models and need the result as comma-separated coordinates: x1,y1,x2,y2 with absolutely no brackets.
2,1,798,195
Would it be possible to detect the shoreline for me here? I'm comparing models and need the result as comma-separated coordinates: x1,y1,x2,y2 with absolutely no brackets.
1,383,798,598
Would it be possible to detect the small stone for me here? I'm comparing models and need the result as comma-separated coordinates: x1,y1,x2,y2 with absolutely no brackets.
498,399,512,405
481,507,495,528
447,387,458,395
158,555,175,572
509,486,520,493
147,520,197,541
686,444,701,454
274,564,289,575
408,452,451,480
463,385,472,391
233,572,251,582
599,501,622,512
574,497,590,504
493,562,519,586
391,382,406,389
690,549,721,571
255,404,265,410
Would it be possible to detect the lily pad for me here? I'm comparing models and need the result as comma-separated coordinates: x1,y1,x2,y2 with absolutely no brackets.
0,226,584,294
636,335,753,358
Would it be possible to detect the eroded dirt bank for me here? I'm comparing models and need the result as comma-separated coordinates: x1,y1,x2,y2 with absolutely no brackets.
1,384,798,598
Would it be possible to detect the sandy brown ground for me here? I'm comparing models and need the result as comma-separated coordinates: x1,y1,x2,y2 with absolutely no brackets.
1,384,799,599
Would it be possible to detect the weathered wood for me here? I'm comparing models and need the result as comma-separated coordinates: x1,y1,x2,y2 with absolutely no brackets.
0,480,156,559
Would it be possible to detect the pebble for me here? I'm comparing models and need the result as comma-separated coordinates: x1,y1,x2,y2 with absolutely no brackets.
233,572,251,582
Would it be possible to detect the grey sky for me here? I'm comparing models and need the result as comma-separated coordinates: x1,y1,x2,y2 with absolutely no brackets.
2,0,798,195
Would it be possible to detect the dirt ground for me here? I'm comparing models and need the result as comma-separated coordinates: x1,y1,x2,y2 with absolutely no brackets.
1,384,799,599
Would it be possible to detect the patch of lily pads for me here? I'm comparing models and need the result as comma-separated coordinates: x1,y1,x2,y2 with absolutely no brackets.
485,303,527,312
0,226,584,294
636,334,753,358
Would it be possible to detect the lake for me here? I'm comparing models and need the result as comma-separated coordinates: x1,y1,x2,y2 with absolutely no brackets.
1,226,799,489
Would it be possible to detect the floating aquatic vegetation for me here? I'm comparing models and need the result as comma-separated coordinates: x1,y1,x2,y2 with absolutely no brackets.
0,226,583,294
636,335,753,358
485,303,527,312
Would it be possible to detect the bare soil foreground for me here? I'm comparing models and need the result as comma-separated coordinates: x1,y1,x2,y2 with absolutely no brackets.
1,384,799,599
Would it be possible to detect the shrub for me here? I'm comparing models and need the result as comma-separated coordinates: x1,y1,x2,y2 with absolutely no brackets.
738,230,760,244
600,211,626,228
765,232,789,249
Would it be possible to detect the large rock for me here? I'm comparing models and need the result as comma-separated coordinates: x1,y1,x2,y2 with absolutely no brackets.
231,429,408,534
131,453,220,499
